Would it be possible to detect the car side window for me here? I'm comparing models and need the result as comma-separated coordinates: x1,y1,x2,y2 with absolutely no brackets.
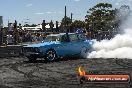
69,34,78,42
61,35,70,42
77,34,86,41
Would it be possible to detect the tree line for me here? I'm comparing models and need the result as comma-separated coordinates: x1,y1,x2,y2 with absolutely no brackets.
60,3,131,34
20,3,132,34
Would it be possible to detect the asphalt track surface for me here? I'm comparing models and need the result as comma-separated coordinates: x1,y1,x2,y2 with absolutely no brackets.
0,57,132,88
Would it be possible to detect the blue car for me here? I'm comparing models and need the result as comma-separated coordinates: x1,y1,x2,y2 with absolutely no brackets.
22,33,93,62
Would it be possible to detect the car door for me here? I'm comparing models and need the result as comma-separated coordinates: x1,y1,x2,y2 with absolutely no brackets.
56,34,72,57
69,34,91,56
77,34,92,52
68,34,82,55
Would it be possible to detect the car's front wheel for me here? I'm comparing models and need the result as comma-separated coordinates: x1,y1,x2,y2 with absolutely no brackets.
45,49,57,62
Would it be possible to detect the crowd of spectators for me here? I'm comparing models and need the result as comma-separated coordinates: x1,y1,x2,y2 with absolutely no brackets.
6,29,46,45
5,30,116,45
1,23,117,45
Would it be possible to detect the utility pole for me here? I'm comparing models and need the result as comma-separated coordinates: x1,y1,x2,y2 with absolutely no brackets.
65,6,67,18
71,13,73,22
64,6,67,32
70,13,73,33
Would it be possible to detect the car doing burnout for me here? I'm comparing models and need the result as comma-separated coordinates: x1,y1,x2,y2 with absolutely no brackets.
22,33,93,62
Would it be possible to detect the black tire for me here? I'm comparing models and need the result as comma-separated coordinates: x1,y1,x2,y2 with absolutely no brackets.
80,46,93,59
45,49,57,62
80,47,88,59
27,56,36,62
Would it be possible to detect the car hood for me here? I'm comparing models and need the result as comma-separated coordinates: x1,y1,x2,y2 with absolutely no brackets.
24,41,60,47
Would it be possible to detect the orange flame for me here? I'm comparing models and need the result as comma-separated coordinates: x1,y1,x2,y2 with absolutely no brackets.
78,66,86,76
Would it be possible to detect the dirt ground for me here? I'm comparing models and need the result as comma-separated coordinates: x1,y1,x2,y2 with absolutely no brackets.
0,57,132,88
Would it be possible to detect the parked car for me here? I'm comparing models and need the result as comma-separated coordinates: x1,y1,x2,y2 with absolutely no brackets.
22,33,93,62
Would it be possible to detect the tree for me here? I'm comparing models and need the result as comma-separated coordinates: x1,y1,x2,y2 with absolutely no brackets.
30,24,37,27
56,21,59,32
85,3,117,32
60,16,72,32
42,20,46,31
49,20,54,32
71,20,85,29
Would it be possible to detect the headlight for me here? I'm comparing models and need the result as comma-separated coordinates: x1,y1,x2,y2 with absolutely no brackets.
34,47,40,53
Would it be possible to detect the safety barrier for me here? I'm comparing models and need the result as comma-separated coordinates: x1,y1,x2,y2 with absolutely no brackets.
0,45,23,58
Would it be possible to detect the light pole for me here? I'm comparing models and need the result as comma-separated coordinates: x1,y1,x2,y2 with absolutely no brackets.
64,6,67,32
71,13,73,22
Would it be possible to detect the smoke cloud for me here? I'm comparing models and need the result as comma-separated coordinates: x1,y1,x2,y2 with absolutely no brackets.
88,33,132,58
88,13,132,59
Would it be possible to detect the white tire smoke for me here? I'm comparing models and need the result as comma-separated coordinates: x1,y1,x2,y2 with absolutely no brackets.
88,29,132,59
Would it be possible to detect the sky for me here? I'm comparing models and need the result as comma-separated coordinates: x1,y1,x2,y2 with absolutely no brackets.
1,0,132,26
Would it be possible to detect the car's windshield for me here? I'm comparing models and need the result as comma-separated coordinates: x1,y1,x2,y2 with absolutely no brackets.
44,35,60,42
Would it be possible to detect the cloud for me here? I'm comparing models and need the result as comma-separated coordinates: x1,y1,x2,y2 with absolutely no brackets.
115,3,120,6
74,0,81,2
45,11,63,14
46,11,52,14
26,3,33,7
35,13,44,15
53,11,57,14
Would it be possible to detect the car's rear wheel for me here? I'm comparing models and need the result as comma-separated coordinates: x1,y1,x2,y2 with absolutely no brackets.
80,47,88,59
45,49,57,62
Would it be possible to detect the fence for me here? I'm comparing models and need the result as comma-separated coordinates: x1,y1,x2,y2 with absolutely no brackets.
0,45,23,58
